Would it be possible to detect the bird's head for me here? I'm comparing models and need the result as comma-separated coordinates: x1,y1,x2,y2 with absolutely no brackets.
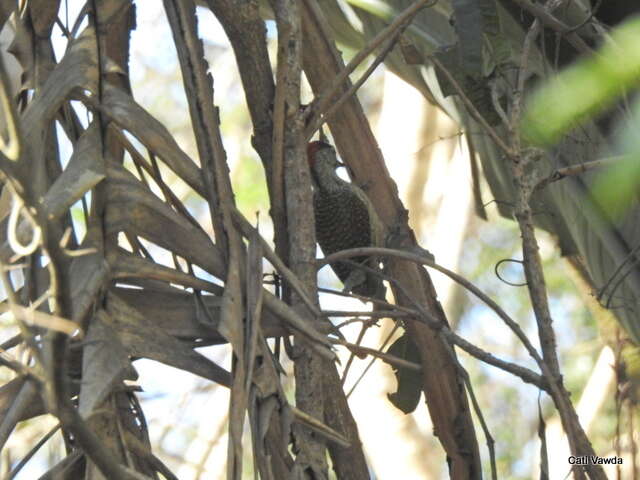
307,141,344,186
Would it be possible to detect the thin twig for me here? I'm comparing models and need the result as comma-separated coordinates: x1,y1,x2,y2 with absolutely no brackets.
110,126,204,232
599,242,640,308
508,0,595,55
533,155,625,193
339,320,376,386
320,282,546,389
231,208,340,338
332,336,421,373
304,10,421,140
303,0,436,131
510,13,541,148
0,334,22,351
8,423,61,480
0,379,39,452
324,309,409,318
453,356,497,480
430,56,514,156
320,247,548,371
290,406,351,448
346,322,401,398
507,10,605,476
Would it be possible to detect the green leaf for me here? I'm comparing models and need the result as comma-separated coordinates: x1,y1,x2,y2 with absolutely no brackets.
346,0,393,19
523,17,640,146
386,332,422,414
591,98,640,219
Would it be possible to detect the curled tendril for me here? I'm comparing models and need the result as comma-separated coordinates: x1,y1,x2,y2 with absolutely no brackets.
7,193,41,258
59,227,97,257
494,258,527,287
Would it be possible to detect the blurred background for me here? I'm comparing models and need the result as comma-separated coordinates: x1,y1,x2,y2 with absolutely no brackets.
0,2,624,479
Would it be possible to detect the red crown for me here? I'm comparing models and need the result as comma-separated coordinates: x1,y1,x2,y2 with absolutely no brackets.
307,141,332,167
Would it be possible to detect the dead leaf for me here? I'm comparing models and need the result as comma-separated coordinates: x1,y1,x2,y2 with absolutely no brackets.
8,16,35,92
43,122,106,221
78,311,136,418
99,85,205,196
244,228,264,391
27,0,61,37
110,286,287,344
20,28,98,169
104,161,226,278
67,247,108,323
0,0,15,28
108,247,223,294
105,293,232,387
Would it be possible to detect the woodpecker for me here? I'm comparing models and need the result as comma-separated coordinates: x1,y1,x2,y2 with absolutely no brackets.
307,141,385,299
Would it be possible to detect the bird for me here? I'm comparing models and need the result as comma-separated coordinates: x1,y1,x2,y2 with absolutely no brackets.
307,141,385,299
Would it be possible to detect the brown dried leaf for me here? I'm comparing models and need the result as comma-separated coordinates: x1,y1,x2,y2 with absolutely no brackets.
100,85,205,196
40,451,84,480
262,294,334,360
122,429,179,480
67,247,108,323
18,27,98,188
7,17,35,92
21,27,98,143
258,396,280,444
104,161,225,278
109,287,287,344
105,293,231,387
0,0,15,28
108,247,222,293
78,311,135,418
244,228,264,389
43,122,106,221
252,360,279,400
27,0,60,36
218,277,244,358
